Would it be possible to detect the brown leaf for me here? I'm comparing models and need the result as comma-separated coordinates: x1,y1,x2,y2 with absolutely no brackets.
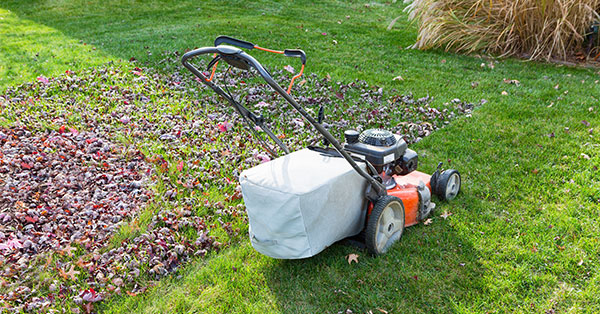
60,245,77,257
440,211,452,219
376,308,389,314
423,218,433,225
59,265,80,281
531,169,539,175
503,78,520,86
392,75,404,81
44,254,53,269
346,253,359,264
84,302,94,314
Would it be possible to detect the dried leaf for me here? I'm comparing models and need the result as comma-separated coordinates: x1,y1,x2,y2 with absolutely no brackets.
283,65,295,74
440,211,452,219
59,265,80,281
346,253,359,264
503,78,520,86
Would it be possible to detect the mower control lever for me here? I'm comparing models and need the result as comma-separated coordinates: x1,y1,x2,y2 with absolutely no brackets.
284,49,307,64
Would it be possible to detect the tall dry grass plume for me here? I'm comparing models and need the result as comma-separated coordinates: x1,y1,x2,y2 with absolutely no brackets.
404,0,600,60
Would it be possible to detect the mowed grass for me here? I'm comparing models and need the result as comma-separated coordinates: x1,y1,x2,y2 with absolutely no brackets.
2,0,600,313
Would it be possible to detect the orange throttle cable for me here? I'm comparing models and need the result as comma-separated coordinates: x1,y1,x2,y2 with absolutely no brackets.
254,45,284,54
287,64,304,94
205,53,219,82
254,45,305,95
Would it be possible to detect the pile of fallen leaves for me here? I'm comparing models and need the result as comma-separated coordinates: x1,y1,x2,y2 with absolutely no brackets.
0,51,476,312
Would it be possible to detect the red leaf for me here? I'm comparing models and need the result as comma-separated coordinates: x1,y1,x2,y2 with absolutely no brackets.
58,125,66,134
21,162,33,169
177,161,184,172
25,216,38,223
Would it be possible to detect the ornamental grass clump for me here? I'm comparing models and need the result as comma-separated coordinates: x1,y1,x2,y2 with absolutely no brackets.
404,0,600,60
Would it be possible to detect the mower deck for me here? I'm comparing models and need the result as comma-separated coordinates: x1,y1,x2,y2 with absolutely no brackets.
368,170,432,227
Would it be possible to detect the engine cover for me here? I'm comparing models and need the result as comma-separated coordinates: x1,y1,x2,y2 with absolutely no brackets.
344,129,407,168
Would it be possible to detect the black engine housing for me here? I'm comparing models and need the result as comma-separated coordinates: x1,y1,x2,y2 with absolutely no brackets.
344,129,417,174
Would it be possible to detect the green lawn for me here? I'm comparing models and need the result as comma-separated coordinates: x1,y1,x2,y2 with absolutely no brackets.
2,0,600,313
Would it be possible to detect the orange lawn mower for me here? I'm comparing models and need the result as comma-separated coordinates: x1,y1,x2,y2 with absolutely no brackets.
182,36,461,258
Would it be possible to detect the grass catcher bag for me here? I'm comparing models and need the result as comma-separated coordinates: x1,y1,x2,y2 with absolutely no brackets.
239,148,368,259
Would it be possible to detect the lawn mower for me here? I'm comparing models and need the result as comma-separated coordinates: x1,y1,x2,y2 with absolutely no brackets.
181,36,461,258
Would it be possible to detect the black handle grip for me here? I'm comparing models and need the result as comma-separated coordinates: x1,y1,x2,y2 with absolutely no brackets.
284,49,306,64
214,35,255,50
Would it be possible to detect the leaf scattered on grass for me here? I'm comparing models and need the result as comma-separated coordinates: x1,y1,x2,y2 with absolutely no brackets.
503,78,520,86
283,65,295,74
346,253,359,264
440,211,452,219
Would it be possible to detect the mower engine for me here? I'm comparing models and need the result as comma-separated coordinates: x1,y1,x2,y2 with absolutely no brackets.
344,128,418,177
344,128,434,229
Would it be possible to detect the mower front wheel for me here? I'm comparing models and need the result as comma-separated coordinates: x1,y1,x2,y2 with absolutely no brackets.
365,195,405,255
435,169,461,201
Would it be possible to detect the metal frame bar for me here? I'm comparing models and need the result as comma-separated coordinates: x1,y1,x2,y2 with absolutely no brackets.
181,45,387,199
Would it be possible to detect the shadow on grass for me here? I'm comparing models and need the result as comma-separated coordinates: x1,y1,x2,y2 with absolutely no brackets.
263,208,487,314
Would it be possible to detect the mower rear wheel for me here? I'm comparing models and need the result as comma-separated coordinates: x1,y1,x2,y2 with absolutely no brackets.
436,169,461,201
365,195,405,255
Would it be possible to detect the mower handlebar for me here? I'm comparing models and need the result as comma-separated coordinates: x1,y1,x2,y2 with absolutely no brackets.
181,42,387,200
214,35,255,50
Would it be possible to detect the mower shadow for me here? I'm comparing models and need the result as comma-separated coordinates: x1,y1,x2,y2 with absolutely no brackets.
263,207,486,314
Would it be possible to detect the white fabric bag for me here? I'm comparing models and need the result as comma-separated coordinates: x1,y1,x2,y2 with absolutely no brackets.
239,148,368,259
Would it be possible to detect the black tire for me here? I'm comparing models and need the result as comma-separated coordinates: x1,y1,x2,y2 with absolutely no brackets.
436,169,461,201
365,195,405,255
